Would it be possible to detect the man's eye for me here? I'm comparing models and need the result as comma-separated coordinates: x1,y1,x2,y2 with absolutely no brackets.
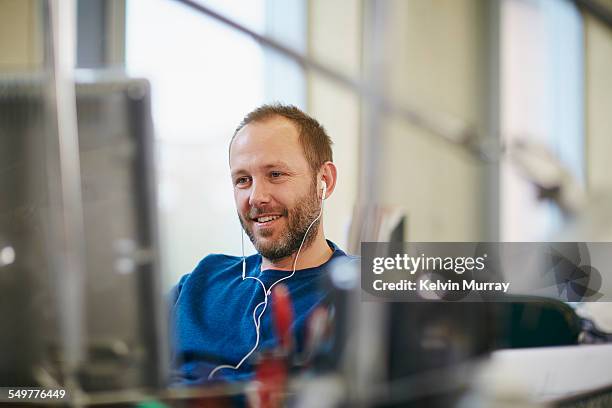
236,177,250,185
270,171,283,178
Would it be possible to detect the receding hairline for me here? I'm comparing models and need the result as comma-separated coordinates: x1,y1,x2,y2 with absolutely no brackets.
229,105,333,178
230,114,298,147
228,114,306,167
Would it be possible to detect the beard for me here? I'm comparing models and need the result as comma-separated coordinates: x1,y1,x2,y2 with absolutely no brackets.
238,180,321,261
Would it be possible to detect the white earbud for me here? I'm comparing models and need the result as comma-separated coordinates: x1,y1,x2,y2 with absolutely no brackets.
321,180,327,200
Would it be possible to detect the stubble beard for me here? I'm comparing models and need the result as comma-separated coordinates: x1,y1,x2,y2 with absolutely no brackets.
238,181,321,261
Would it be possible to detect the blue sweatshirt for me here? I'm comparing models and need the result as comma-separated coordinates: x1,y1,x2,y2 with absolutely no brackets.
169,240,354,385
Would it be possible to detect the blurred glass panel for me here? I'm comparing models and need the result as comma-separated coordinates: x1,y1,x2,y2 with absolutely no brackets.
500,0,584,241
126,0,305,288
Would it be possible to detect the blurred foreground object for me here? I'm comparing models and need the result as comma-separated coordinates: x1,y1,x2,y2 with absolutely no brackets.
508,139,586,218
0,72,167,395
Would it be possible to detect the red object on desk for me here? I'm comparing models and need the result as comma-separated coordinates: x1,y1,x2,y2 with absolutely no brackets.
271,284,294,353
250,284,294,408
253,354,287,408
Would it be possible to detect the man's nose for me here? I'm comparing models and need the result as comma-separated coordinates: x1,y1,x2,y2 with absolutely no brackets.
248,180,271,208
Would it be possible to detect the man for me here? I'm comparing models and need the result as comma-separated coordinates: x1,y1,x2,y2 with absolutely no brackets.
170,104,355,384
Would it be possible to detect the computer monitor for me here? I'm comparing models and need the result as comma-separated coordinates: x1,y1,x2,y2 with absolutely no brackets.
0,73,167,391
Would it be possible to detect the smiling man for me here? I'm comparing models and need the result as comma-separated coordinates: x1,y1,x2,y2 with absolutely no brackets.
169,104,355,384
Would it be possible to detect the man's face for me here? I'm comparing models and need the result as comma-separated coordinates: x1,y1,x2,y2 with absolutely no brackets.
229,117,320,261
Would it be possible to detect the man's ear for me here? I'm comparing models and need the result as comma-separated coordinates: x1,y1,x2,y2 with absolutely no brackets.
319,161,337,200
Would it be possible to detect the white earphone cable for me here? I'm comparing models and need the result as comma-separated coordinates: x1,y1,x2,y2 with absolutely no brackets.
208,182,326,380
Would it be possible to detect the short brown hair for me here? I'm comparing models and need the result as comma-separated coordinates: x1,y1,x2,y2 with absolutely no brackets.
230,104,333,175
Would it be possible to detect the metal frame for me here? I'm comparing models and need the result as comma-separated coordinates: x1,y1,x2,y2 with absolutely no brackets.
41,1,87,398
172,0,482,157
573,0,612,29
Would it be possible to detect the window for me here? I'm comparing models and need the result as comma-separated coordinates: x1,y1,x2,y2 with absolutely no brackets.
126,0,306,287
500,0,584,241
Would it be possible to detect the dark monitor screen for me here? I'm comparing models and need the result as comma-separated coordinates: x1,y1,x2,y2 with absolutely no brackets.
0,74,167,391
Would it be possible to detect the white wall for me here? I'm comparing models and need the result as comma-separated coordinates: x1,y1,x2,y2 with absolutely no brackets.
0,0,42,71
377,0,490,241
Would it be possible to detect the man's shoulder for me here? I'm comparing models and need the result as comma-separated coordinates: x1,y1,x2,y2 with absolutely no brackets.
196,253,244,269
328,241,359,263
186,253,250,281
324,244,360,277
170,253,252,302
329,252,360,267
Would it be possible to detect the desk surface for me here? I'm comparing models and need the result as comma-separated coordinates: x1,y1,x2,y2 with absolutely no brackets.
486,343,612,403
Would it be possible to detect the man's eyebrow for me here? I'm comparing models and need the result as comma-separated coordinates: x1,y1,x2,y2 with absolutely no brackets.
263,161,291,170
231,161,293,178
230,169,247,178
